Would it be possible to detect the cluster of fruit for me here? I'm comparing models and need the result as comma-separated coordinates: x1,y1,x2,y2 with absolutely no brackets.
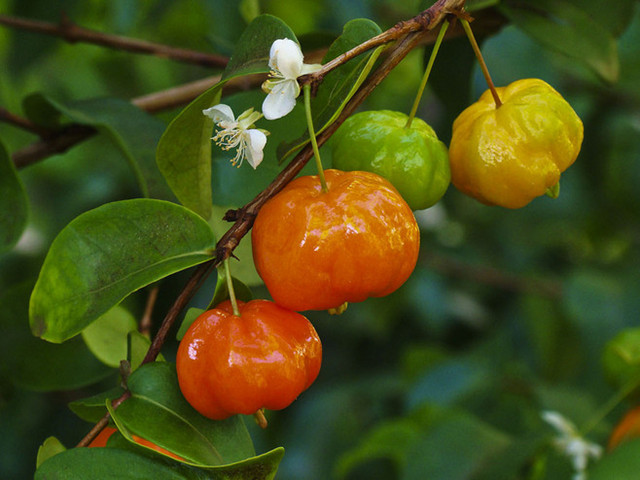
171,77,583,424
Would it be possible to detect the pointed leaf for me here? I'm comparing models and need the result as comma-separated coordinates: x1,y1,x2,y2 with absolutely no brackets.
30,199,216,343
500,0,619,83
23,94,174,200
35,443,284,480
114,362,255,465
278,19,383,161
128,330,163,371
82,305,137,367
36,437,66,469
156,15,295,221
68,387,126,423
156,83,222,220
0,139,29,254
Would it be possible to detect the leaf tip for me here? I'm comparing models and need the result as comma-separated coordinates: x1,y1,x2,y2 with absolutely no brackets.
30,314,47,338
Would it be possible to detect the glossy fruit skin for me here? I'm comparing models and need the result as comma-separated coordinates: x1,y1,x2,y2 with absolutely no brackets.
88,426,183,460
252,169,420,312
176,299,321,420
331,110,450,210
608,406,640,451
449,78,583,209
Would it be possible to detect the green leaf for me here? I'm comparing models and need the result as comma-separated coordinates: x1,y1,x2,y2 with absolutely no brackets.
35,447,201,480
68,387,126,423
277,19,384,161
81,305,137,368
29,199,216,343
500,0,619,83
222,14,297,81
113,362,256,466
590,438,640,480
23,94,174,200
0,283,112,391
156,83,222,221
36,437,66,469
0,139,29,254
156,14,295,220
35,443,284,480
176,308,206,341
128,330,163,371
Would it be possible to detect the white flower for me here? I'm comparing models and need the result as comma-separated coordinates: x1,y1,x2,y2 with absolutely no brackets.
541,411,603,480
261,38,322,120
203,104,268,169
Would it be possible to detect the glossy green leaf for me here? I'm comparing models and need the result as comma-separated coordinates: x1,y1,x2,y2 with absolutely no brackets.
35,447,200,480
68,387,126,423
113,362,256,465
0,139,29,254
36,437,66,469
30,199,216,343
222,14,297,80
0,283,112,391
156,15,295,221
128,330,162,371
35,443,284,480
23,94,174,200
81,305,137,367
156,83,222,221
500,0,619,83
278,19,383,161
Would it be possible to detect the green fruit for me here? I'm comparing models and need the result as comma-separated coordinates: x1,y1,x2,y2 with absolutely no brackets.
602,327,640,392
331,110,450,210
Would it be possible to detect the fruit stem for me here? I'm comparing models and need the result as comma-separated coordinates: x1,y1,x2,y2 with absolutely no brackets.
303,84,329,193
406,19,449,129
254,409,268,429
223,258,241,316
459,17,502,108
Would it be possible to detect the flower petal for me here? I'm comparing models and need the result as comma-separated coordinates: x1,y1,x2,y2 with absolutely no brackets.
269,38,303,79
262,79,299,120
300,63,323,75
203,104,235,123
244,129,267,169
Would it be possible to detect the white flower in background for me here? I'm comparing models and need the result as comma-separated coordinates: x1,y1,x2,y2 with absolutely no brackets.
203,104,268,169
541,410,603,480
261,38,322,120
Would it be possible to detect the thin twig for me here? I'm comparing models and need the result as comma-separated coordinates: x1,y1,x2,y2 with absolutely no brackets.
0,14,228,68
139,286,159,336
0,107,50,136
74,0,464,447
423,252,563,298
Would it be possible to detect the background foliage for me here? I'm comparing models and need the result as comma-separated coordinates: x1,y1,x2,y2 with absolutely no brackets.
2,0,640,478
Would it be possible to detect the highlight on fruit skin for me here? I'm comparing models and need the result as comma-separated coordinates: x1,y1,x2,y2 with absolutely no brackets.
176,299,322,420
331,110,450,211
448,78,584,209
251,169,420,312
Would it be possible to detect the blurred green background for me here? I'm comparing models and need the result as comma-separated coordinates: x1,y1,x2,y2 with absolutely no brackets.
2,0,640,478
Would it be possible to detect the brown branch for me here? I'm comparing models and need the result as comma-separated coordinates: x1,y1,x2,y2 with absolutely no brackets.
299,0,466,91
0,107,51,136
139,286,159,336
11,74,269,169
0,14,228,69
75,0,465,448
423,252,563,298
